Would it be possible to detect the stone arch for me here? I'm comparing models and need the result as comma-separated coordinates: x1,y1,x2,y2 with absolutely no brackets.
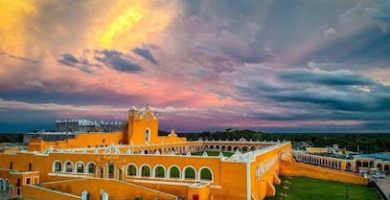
227,146,232,151
107,162,114,178
346,162,351,170
183,166,196,180
199,167,213,181
75,161,85,173
4,179,9,193
127,163,138,176
242,146,248,152
86,162,96,174
154,165,166,178
369,161,374,168
363,160,368,167
215,145,220,150
64,160,74,173
377,163,382,170
210,145,214,149
140,164,151,177
168,165,181,179
356,160,362,168
221,146,226,151
0,179,4,191
384,164,389,172
250,146,256,151
52,160,62,172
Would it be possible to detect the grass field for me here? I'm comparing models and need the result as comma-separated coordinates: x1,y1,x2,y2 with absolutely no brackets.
191,151,234,157
265,177,380,200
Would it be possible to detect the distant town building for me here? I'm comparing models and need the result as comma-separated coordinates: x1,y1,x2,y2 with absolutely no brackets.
55,119,125,132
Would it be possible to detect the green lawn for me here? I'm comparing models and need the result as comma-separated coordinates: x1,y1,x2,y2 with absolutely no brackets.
265,177,380,200
191,151,234,157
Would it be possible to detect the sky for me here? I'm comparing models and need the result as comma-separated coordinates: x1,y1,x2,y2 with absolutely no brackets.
0,0,390,133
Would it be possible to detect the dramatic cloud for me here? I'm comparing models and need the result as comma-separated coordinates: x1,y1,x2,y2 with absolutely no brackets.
94,49,142,72
132,46,158,65
1,0,390,132
278,69,375,86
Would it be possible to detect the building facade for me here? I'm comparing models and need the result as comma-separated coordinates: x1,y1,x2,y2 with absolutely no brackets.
0,107,368,200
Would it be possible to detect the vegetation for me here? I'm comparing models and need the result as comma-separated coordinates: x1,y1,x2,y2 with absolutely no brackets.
0,134,23,143
265,177,380,200
165,129,390,153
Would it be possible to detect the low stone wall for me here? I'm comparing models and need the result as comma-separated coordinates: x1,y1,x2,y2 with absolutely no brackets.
42,178,178,200
23,185,81,200
280,161,368,185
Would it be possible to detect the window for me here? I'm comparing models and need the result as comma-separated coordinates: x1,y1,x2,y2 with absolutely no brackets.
184,167,196,179
65,162,73,173
169,166,180,179
53,161,62,172
127,164,137,176
26,178,31,185
141,165,151,177
76,162,84,173
108,163,114,178
87,163,96,174
28,163,32,171
200,168,213,181
154,166,165,178
145,128,151,142
9,162,13,170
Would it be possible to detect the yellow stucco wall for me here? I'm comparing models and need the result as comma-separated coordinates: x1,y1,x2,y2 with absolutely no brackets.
23,185,81,200
42,179,177,200
280,161,368,185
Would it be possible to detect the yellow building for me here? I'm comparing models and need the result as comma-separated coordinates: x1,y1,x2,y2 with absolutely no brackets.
0,107,368,200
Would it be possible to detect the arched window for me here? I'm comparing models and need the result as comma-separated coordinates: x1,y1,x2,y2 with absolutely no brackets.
127,164,137,176
141,165,151,177
154,166,165,178
0,179,4,191
169,166,180,179
145,128,151,142
87,163,96,174
4,180,9,192
76,162,85,173
65,161,73,173
108,162,114,178
184,167,196,179
53,161,62,172
200,167,213,181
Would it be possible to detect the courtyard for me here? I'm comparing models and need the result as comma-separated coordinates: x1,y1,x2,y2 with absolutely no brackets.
266,177,380,200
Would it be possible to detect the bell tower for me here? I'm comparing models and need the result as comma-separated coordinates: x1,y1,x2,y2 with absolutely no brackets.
125,106,159,145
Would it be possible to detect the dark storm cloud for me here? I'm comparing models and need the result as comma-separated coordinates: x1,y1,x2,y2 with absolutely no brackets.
58,53,93,73
278,69,375,86
95,49,142,73
305,26,390,67
237,67,390,123
59,50,143,73
132,47,158,65
58,53,79,67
